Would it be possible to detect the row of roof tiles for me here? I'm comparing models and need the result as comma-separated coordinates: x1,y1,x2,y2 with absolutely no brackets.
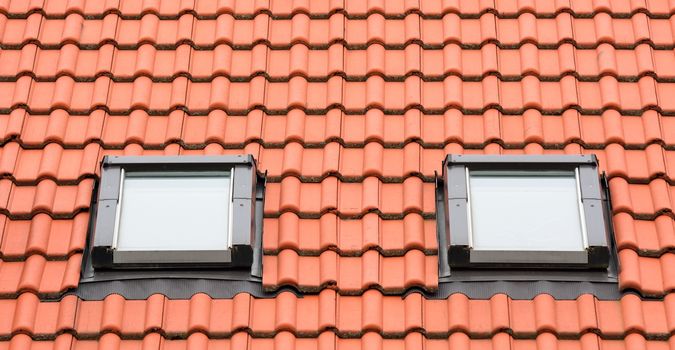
2,292,675,337
5,0,675,17
2,333,675,350
1,249,673,295
263,249,675,295
1,176,675,218
0,171,675,295
6,12,675,48
0,212,432,259
2,76,675,113
0,172,670,294
0,252,440,295
2,110,671,148
1,212,673,260
3,142,675,183
7,44,675,81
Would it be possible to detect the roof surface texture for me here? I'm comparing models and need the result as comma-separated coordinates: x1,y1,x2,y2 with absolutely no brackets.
1,0,675,349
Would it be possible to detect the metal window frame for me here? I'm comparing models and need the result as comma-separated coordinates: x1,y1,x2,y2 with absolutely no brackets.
441,154,612,270
89,155,262,269
112,170,234,265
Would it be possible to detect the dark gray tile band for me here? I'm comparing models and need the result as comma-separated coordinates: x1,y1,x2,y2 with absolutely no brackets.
73,278,623,300
75,278,280,300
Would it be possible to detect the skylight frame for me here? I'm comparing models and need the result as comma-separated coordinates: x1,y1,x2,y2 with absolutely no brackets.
111,169,234,265
441,154,612,269
90,155,260,269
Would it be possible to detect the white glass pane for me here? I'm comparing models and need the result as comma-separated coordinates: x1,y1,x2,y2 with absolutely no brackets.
468,172,585,252
116,173,230,251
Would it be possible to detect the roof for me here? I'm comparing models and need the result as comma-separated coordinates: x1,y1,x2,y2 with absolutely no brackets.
1,0,675,349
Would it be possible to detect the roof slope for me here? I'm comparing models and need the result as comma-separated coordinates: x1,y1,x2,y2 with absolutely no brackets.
1,0,675,349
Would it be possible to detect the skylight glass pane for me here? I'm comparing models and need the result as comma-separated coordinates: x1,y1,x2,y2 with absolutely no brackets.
468,171,585,252
116,173,231,252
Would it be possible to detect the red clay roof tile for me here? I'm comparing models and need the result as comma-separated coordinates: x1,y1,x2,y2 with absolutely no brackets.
3,0,674,17
3,293,675,338
263,249,437,293
5,334,675,350
0,213,88,258
262,212,436,255
11,76,669,114
2,109,673,149
1,1,675,349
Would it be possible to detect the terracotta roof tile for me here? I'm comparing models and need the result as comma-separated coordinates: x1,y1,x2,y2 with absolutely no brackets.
262,212,437,255
1,109,672,149
4,334,675,350
1,1,675,348
0,254,81,296
6,13,675,50
0,180,93,218
0,213,88,258
2,293,675,338
262,249,437,293
9,45,675,81
4,77,675,114
1,0,674,17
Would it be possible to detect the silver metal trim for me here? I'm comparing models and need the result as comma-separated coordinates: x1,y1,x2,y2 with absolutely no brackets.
111,168,124,250
465,167,474,248
470,250,589,264
125,171,230,177
575,168,589,249
114,249,232,264
469,170,575,176
227,169,235,249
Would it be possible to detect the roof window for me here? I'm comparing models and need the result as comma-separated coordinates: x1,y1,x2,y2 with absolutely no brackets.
81,155,264,287
437,154,617,281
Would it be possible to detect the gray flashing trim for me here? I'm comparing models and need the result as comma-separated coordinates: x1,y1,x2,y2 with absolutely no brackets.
439,267,617,282
469,250,588,264
428,281,622,300
447,199,470,246
446,165,467,198
113,249,232,264
103,154,256,166
98,167,121,200
583,199,609,247
445,154,597,166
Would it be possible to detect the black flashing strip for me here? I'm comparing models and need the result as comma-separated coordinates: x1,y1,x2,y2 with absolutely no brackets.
75,278,281,300
73,278,622,300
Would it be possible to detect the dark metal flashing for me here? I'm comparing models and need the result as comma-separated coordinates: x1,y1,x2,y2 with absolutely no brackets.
75,279,281,300
72,279,623,301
